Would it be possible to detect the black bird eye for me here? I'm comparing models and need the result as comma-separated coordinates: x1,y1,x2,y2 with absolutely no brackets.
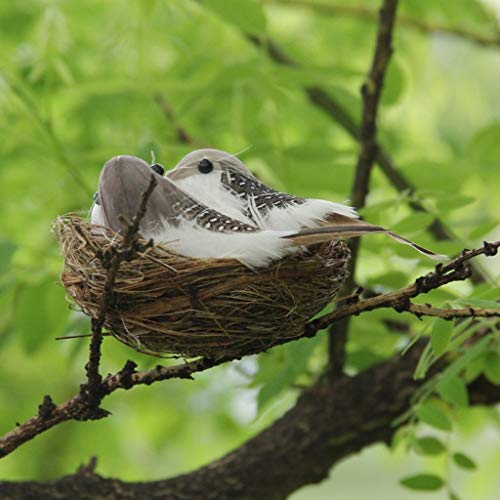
151,163,165,175
198,158,214,174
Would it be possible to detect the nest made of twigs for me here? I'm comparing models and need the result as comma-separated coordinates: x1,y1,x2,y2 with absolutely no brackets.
55,216,350,359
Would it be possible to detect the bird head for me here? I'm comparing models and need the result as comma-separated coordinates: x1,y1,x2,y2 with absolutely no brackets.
166,149,262,220
168,148,256,183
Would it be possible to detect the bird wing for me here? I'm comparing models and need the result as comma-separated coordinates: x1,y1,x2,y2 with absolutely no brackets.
96,155,257,236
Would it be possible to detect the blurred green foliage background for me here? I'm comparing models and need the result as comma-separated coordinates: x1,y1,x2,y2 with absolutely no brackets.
0,0,499,498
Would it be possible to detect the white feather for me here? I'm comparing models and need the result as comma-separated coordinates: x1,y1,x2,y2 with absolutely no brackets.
249,198,358,231
91,203,105,225
173,170,254,224
147,218,297,269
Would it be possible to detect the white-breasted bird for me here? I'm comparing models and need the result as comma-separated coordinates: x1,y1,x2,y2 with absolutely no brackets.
91,155,389,268
167,148,444,260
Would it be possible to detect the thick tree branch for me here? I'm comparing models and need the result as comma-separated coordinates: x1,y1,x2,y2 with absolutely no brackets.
1,344,499,499
0,241,497,460
329,0,399,376
269,0,500,49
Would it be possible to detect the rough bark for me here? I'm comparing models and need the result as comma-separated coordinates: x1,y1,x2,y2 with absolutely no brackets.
1,345,499,500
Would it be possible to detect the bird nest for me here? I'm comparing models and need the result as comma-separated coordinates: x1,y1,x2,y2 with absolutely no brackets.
55,216,350,359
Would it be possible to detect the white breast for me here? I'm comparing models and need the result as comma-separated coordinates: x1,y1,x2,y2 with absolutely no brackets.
90,203,106,226
147,219,297,269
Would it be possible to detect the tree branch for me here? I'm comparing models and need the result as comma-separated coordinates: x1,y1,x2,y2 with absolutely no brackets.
1,344,499,499
79,174,158,416
247,37,488,283
310,241,499,332
269,0,500,49
328,0,399,377
0,241,497,459
154,94,204,147
406,303,499,320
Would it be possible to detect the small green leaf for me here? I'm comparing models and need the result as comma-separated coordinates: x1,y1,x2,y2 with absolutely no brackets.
0,238,16,275
483,351,500,384
414,436,447,456
257,365,294,411
365,271,408,289
454,298,500,308
400,473,444,491
391,213,435,236
204,0,266,35
254,337,320,412
14,280,70,353
452,452,477,470
464,354,485,382
435,193,475,213
381,57,406,107
437,376,469,407
431,318,454,357
416,402,452,431
468,220,500,240
466,121,500,170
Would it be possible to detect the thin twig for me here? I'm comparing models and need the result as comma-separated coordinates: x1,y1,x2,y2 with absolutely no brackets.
79,175,158,416
6,76,93,196
246,37,489,283
268,0,500,49
0,241,497,459
309,241,499,332
154,94,204,147
328,0,399,377
407,303,499,320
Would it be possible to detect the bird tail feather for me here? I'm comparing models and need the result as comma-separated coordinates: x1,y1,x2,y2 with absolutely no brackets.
284,222,446,260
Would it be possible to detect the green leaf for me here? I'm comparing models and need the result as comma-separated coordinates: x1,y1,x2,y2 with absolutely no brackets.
400,473,444,491
381,57,406,107
204,0,266,35
256,364,294,411
435,193,475,213
437,376,468,407
464,353,485,382
483,351,500,384
431,318,454,357
466,121,500,170
452,452,477,470
414,436,447,456
0,238,16,275
391,213,435,236
468,220,500,240
365,271,408,290
416,402,452,431
454,298,500,309
14,279,70,353
254,336,320,412
347,347,385,372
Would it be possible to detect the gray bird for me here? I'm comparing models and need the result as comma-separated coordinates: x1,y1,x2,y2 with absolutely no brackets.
167,148,444,260
91,155,387,268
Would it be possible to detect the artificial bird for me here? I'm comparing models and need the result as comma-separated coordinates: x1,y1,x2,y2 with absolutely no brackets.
91,155,392,268
167,148,443,260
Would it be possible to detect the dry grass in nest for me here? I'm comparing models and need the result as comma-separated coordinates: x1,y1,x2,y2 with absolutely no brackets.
55,216,350,359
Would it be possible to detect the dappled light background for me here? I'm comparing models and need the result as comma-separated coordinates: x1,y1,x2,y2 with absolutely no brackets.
0,1,499,498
